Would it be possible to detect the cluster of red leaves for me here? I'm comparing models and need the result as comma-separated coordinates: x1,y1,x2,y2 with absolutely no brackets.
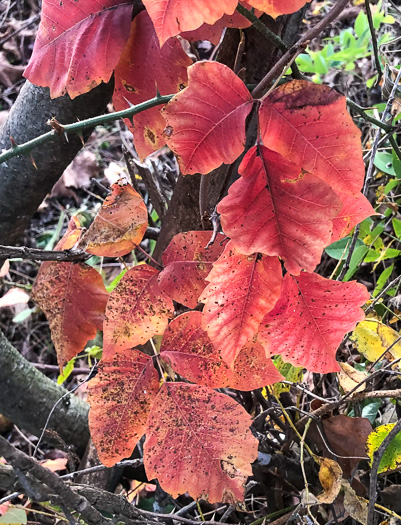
29,0,373,505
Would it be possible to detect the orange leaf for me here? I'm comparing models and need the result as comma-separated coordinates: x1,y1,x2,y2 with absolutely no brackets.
161,311,284,390
158,231,226,308
163,61,254,175
142,0,238,45
56,216,83,250
103,265,174,357
144,382,258,503
331,192,376,242
218,146,341,275
88,348,159,467
79,182,148,257
32,262,108,370
259,80,365,195
249,0,307,18
113,11,191,160
24,0,133,98
199,242,282,367
258,272,369,373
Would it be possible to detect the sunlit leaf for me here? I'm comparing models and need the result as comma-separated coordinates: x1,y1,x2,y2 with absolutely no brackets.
366,424,401,473
88,348,159,466
258,272,369,373
200,242,282,367
144,382,258,503
351,319,401,362
163,61,253,175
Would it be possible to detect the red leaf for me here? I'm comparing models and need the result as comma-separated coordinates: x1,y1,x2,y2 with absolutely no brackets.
163,61,254,174
103,265,174,357
144,382,258,503
249,0,307,18
158,231,226,308
161,312,284,390
32,262,108,370
79,182,148,257
259,80,365,195
331,192,376,242
24,0,132,98
218,146,341,275
142,0,238,45
199,242,282,366
113,11,191,160
56,216,83,250
258,272,369,373
160,311,232,388
88,348,159,467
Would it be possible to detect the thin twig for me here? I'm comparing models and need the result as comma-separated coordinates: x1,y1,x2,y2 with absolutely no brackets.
367,418,401,525
0,94,173,166
251,0,351,98
236,3,287,51
365,0,383,84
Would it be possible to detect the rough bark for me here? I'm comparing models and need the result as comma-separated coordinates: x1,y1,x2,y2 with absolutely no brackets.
0,80,114,246
0,330,89,455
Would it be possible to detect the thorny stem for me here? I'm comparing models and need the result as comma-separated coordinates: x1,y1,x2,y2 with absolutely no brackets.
0,95,173,166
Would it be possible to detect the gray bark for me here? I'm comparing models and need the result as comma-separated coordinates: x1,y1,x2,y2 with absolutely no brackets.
0,80,113,246
0,329,89,455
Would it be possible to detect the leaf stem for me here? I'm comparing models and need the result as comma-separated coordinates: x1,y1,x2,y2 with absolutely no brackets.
0,94,174,166
236,3,287,51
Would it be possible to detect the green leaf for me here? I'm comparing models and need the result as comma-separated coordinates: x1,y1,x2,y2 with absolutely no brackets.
393,150,401,180
374,152,396,176
343,245,369,281
393,218,401,239
12,308,35,324
57,358,76,385
373,264,394,298
325,237,364,260
366,423,401,473
0,508,27,524
106,268,127,293
269,356,303,396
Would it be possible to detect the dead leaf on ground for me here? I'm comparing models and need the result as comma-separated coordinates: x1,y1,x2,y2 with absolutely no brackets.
51,150,99,200
0,288,30,308
316,457,343,504
0,52,24,87
338,362,367,395
342,481,368,525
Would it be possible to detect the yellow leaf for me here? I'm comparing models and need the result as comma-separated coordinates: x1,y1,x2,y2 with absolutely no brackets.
338,362,367,395
366,424,401,474
350,319,401,363
316,457,343,504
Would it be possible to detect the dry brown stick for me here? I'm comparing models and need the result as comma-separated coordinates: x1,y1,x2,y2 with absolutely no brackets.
0,245,88,263
251,0,351,98
0,436,109,525
367,418,401,525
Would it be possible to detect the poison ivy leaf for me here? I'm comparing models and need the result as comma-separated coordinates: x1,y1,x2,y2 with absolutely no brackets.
24,0,133,98
32,261,108,370
144,382,258,503
142,0,238,45
259,80,365,195
103,265,174,357
351,319,401,362
331,192,376,242
218,145,341,275
113,11,191,160
158,231,226,308
199,242,282,367
366,424,401,473
258,272,369,373
249,0,308,18
160,311,283,390
163,61,254,175
79,182,148,257
88,348,159,467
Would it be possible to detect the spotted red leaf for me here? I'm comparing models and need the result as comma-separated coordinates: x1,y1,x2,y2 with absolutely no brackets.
199,242,282,367
103,265,174,358
218,146,341,275
142,0,238,45
88,348,159,467
259,80,365,195
163,61,254,175
160,311,284,390
144,382,258,503
331,192,376,242
113,11,191,160
258,272,369,373
79,182,148,257
32,262,108,370
24,0,132,98
158,231,226,308
249,0,307,18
